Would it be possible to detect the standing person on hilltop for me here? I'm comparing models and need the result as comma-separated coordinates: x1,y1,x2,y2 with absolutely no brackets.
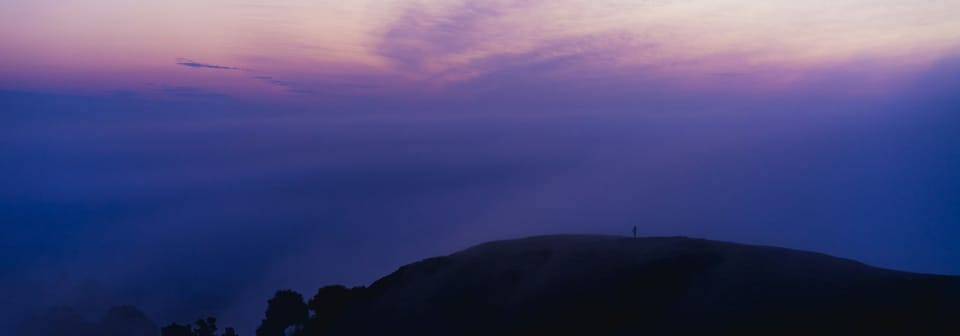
632,225,637,238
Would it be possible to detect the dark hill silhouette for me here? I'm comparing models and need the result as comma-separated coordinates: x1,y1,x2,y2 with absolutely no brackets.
313,235,960,335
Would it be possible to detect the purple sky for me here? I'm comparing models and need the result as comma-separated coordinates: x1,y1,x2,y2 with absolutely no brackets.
2,0,960,334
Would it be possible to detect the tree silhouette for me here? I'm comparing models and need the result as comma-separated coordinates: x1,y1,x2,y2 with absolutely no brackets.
161,318,238,336
161,323,193,336
194,317,218,336
302,285,361,334
256,290,308,336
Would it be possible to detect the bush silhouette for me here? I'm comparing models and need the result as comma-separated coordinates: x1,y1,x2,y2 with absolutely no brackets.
256,290,308,336
161,317,237,336
160,323,193,336
302,285,362,334
193,317,218,336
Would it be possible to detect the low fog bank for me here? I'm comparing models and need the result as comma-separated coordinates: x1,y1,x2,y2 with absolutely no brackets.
2,72,959,333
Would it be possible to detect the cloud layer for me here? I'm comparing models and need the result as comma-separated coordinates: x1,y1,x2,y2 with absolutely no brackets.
2,0,958,101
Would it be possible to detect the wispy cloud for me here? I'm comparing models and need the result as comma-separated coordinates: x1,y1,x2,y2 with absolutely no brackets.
376,2,506,70
176,58,241,70
253,75,291,88
371,0,660,93
175,59,297,92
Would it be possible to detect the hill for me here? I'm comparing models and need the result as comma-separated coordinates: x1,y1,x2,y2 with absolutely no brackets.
318,235,960,335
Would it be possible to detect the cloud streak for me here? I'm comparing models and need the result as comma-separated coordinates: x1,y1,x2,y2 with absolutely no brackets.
174,59,299,94
176,58,241,70
253,75,291,88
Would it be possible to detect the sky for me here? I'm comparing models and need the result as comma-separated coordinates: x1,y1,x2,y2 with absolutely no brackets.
2,0,960,334
2,0,959,101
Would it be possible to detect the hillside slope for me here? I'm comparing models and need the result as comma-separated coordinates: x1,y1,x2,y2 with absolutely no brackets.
322,235,960,335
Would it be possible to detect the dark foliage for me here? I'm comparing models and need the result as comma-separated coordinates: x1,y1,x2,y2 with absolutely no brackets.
160,323,193,336
193,317,218,336
302,285,364,335
256,290,308,336
161,317,236,336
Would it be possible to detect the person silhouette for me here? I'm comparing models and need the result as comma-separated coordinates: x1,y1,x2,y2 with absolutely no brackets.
632,225,637,238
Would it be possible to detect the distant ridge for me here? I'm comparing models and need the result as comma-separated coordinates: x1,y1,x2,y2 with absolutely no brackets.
317,235,960,335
